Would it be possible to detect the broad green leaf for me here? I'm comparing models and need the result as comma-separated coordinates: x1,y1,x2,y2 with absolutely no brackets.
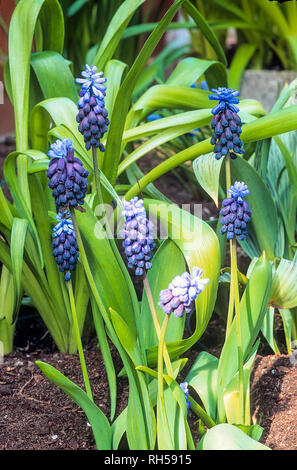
234,424,263,442
122,108,211,144
141,240,186,350
198,423,270,450
186,351,218,422
30,97,83,151
125,104,297,201
126,367,156,450
163,376,191,450
270,258,297,309
223,342,258,425
127,86,263,129
249,257,297,310
75,204,136,335
31,51,77,103
144,201,220,364
36,361,112,450
109,308,142,366
104,59,128,119
166,56,227,88
229,156,278,260
217,252,272,422
193,152,224,207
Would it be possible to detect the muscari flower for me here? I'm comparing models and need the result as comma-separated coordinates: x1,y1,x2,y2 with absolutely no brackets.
52,212,79,281
121,197,155,276
75,64,109,151
208,87,244,160
47,138,89,211
159,267,209,318
219,181,252,240
180,382,191,413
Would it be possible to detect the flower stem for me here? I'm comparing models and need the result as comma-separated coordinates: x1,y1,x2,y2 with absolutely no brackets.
231,237,245,423
225,152,245,423
67,279,93,401
92,145,104,207
143,274,174,378
225,153,235,338
157,314,173,448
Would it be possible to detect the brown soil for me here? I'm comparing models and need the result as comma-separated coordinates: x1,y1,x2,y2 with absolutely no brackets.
251,354,297,450
1,332,296,450
0,340,129,451
0,139,297,450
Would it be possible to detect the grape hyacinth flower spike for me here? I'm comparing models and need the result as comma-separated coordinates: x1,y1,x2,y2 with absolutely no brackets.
121,197,155,276
52,212,79,281
159,267,209,318
219,181,252,240
75,64,109,151
47,138,89,212
208,87,244,160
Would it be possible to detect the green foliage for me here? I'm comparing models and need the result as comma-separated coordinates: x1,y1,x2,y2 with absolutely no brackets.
2,0,296,451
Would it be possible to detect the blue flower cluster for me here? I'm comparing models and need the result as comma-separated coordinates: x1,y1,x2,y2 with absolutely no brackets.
121,197,155,276
159,267,209,318
180,382,191,413
209,87,244,160
219,181,252,240
47,138,89,212
75,65,109,151
52,212,79,281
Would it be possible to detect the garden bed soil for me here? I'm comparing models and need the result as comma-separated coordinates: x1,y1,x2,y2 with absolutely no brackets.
0,140,297,450
0,332,296,450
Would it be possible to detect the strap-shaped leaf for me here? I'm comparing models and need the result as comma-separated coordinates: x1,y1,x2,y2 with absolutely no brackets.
186,351,218,422
93,0,146,70
124,104,297,201
4,151,44,267
10,218,28,315
166,56,227,88
198,423,270,450
193,152,225,207
141,240,186,351
270,258,297,309
36,361,112,450
144,200,220,364
31,51,77,103
183,0,227,66
102,0,186,187
217,252,272,422
230,156,278,260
